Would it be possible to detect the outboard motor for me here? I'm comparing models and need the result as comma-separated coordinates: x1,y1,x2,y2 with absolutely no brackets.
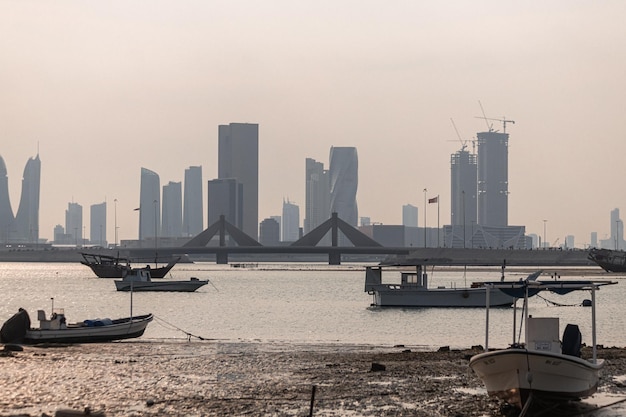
562,323,582,357
0,308,31,343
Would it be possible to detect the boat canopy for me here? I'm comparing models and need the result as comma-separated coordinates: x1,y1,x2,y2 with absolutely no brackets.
484,280,617,299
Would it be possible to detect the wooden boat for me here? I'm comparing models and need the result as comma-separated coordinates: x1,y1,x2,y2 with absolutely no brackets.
114,268,208,292
80,252,180,278
587,247,626,272
469,277,616,412
1,308,152,344
364,265,517,307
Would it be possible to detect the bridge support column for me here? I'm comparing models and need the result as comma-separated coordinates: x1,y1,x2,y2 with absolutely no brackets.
328,252,341,265
216,251,229,265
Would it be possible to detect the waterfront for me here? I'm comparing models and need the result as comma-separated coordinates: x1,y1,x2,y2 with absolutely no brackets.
2,262,626,416
1,262,625,348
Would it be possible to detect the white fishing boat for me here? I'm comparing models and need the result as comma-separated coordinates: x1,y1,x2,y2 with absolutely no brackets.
0,308,153,344
364,265,517,307
469,277,617,413
114,268,208,292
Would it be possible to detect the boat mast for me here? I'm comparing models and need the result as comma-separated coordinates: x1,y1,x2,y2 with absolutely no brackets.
592,285,597,363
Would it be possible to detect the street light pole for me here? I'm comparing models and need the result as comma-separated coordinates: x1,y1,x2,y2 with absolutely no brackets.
543,220,547,249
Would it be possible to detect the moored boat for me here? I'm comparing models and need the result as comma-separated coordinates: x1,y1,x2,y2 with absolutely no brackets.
114,268,208,292
364,265,517,307
469,277,616,411
80,252,181,278
0,308,153,344
587,247,626,272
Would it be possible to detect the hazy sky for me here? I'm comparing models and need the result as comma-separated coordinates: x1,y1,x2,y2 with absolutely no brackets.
2,1,625,247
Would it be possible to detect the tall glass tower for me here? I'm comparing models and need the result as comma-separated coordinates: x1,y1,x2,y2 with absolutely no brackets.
183,166,203,237
0,156,14,242
162,181,182,238
329,146,358,227
139,168,160,242
14,154,41,243
304,158,330,234
477,131,508,227
218,123,259,239
90,202,107,246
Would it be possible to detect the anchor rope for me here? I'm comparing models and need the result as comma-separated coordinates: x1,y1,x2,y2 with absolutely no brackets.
153,315,212,341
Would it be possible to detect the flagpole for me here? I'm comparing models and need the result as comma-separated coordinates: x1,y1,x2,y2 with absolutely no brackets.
423,188,427,248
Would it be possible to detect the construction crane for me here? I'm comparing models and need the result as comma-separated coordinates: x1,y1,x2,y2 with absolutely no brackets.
450,118,467,151
449,118,476,153
474,101,516,133
484,117,515,134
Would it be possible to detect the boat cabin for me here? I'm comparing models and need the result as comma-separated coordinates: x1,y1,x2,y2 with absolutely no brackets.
37,309,67,330
121,268,152,282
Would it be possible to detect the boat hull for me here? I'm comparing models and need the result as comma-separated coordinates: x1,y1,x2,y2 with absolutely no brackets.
24,314,153,344
114,280,208,292
587,248,626,273
469,348,602,409
368,285,515,307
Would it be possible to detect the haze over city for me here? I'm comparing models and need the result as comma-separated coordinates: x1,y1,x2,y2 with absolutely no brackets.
2,2,625,246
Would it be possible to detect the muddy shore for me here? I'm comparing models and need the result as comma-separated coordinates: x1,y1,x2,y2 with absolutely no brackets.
2,341,626,417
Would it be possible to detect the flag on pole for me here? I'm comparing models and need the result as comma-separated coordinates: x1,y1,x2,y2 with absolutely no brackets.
428,196,438,204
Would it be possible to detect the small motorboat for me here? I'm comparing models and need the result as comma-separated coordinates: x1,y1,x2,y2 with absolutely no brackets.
114,268,208,292
469,275,617,412
364,265,518,307
0,308,153,344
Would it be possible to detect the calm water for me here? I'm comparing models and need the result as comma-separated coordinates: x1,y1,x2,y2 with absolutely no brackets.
1,262,624,349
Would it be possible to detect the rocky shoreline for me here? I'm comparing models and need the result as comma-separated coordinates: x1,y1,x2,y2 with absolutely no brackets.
2,341,626,417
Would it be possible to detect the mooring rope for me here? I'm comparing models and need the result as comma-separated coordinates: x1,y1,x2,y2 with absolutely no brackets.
153,315,211,341
535,293,586,307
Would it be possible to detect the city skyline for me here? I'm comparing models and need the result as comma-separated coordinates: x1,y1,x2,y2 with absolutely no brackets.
2,2,625,246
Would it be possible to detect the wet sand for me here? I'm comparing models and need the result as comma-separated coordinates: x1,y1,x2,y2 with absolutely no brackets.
2,341,626,417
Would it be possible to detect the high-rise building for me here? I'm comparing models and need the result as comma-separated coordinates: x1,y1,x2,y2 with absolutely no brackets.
0,155,14,242
90,202,107,246
218,123,259,239
402,204,418,227
139,168,160,242
183,166,203,237
282,199,300,242
259,217,280,245
451,148,477,227
65,202,83,246
207,178,243,231
14,154,41,243
304,158,330,234
477,131,508,226
162,181,182,238
329,146,358,227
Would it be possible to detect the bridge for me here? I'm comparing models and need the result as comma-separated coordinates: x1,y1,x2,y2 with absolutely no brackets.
124,213,595,267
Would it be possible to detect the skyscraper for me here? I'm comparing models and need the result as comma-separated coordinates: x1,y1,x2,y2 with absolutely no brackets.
329,146,358,226
162,181,182,238
402,204,418,227
207,178,243,231
218,123,259,239
477,131,508,226
282,198,300,242
183,166,203,237
304,158,330,234
139,168,160,242
0,156,14,242
14,154,41,243
451,147,477,227
90,202,107,246
259,217,280,245
65,202,83,246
